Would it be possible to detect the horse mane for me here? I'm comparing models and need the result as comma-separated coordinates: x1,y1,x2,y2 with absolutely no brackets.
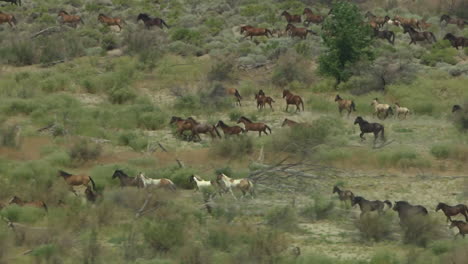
98,13,106,17
114,169,129,177
59,10,69,15
239,116,252,123
58,170,72,177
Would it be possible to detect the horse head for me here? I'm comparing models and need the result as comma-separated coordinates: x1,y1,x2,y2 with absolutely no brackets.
282,90,290,98
281,11,289,17
137,13,150,22
443,33,455,41
8,196,20,204
112,169,124,179
452,105,462,113
351,196,362,206
334,94,341,102
354,116,364,125
440,14,450,23
58,10,68,16
332,185,339,193
435,202,444,212
285,23,294,31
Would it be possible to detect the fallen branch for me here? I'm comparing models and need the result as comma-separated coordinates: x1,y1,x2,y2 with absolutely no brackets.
135,193,153,218
31,26,61,39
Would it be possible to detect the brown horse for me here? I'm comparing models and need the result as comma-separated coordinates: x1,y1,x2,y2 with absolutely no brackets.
281,118,303,127
237,116,271,136
169,116,194,139
0,12,17,27
185,117,221,140
285,24,317,39
335,94,356,117
282,90,304,112
281,11,301,23
226,88,242,106
137,13,169,29
255,93,275,111
450,220,468,238
436,203,468,222
240,25,272,40
418,20,432,30
112,170,140,188
216,120,244,137
393,15,420,29
58,11,84,28
98,14,124,31
303,8,324,25
365,12,390,28
440,14,466,29
444,33,467,50
58,170,96,191
8,196,48,212
373,28,395,45
403,25,436,45
332,186,355,204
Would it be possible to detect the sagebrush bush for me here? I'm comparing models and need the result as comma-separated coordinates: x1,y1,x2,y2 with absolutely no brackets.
0,124,21,148
355,213,394,242
266,205,298,232
271,52,310,86
117,131,148,151
69,139,102,164
210,136,254,159
301,194,335,221
421,40,457,66
401,215,444,247
207,59,234,82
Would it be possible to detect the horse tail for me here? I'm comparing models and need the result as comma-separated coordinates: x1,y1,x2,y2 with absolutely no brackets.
80,17,84,24
384,200,392,209
161,19,170,29
266,29,273,37
462,204,468,221
300,98,304,111
351,101,356,111
214,126,221,138
390,31,395,44
42,202,48,213
168,180,177,191
89,177,96,191
248,180,255,197
265,125,272,134
380,126,385,141
430,32,436,43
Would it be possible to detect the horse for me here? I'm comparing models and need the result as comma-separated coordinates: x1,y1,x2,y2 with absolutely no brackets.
418,20,432,30
402,25,436,45
169,116,194,140
450,220,468,238
58,170,96,191
282,90,304,112
394,103,410,119
0,0,20,6
335,95,356,117
185,117,221,140
237,116,271,136
0,12,17,27
436,203,468,222
352,196,392,217
137,13,169,29
255,93,275,111
216,120,244,137
443,33,467,50
371,98,393,119
98,14,125,31
85,186,101,203
285,24,317,39
240,25,272,40
452,105,462,113
393,15,420,29
393,201,428,223
303,8,324,25
189,175,214,191
365,12,390,28
216,173,254,199
354,116,385,142
58,11,84,28
112,170,140,188
138,173,176,191
440,14,466,28
281,11,301,24
258,89,265,96
373,28,395,45
226,88,242,106
332,185,355,204
281,118,302,127
8,196,48,212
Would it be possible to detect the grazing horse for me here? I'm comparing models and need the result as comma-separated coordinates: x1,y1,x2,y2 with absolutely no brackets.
352,196,392,216
335,95,356,117
8,196,48,212
137,13,169,29
189,175,214,191
0,0,21,5
281,118,301,127
281,11,301,23
443,33,467,50
393,201,428,223
452,105,462,113
240,25,272,40
112,170,140,188
226,88,242,106
237,116,271,136
393,15,420,29
285,24,317,39
402,25,436,45
138,173,176,191
394,103,410,119
216,120,244,137
58,170,96,191
58,11,84,28
255,93,275,111
282,90,304,112
216,173,254,199
170,116,194,139
371,98,393,119
354,116,385,142
332,185,355,204
303,8,324,25
450,220,468,238
98,14,125,31
436,203,468,222
185,117,221,140
0,12,17,27
440,14,466,28
373,28,395,45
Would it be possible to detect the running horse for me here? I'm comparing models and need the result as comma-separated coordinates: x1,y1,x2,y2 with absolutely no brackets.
365,12,390,28
450,220,468,238
436,203,468,222
282,90,304,112
255,93,275,111
0,12,17,27
332,185,355,204
98,14,125,31
303,8,324,25
393,15,420,29
334,94,356,117
352,196,392,217
185,117,221,141
137,13,169,29
443,33,467,50
58,170,96,191
8,196,48,212
281,11,301,24
237,116,271,136
240,25,272,40
393,201,428,224
58,11,84,28
112,170,140,188
285,24,317,39
373,28,395,45
216,120,245,137
440,14,467,29
402,25,436,45
354,116,385,142
169,116,194,140
0,0,21,6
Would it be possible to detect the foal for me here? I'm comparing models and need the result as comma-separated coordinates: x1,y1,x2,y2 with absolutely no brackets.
58,11,84,28
332,185,355,204
255,93,275,111
189,175,214,191
352,196,392,217
8,196,48,212
371,98,393,119
138,173,176,191
450,220,468,238
0,12,17,27
98,14,124,31
394,103,410,119
354,116,385,142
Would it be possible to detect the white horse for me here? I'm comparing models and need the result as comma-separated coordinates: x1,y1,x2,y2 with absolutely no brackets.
216,173,255,199
371,98,393,119
138,173,176,191
394,103,411,119
189,175,215,191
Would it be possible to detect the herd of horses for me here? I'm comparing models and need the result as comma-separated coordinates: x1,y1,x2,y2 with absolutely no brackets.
333,185,468,238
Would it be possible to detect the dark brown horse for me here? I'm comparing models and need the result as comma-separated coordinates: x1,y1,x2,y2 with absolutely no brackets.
282,90,304,112
58,11,84,28
303,8,324,25
443,33,467,50
226,88,242,106
281,11,301,23
255,93,275,111
335,95,356,117
216,120,244,137
333,186,355,204
185,117,221,140
285,24,317,39
402,25,436,45
393,201,428,223
58,170,96,191
373,28,395,45
237,116,271,136
98,14,125,31
170,116,194,139
112,170,140,188
137,13,169,29
352,196,392,217
450,220,468,238
0,0,21,6
440,14,466,28
240,25,272,40
436,203,468,222
354,116,385,142
0,12,17,27
8,196,48,212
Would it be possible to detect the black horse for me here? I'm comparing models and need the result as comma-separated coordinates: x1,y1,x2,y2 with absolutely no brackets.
112,170,140,188
352,196,392,217
443,33,467,50
137,13,169,29
402,25,436,45
373,28,395,45
0,0,21,6
452,105,462,113
393,201,428,223
354,116,385,142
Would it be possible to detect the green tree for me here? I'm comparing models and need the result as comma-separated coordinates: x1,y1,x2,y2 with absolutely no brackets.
319,1,374,88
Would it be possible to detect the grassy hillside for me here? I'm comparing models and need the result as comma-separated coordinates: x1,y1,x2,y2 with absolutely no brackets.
0,0,468,263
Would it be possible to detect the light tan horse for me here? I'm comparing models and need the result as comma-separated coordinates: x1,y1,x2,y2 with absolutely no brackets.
58,11,84,28
335,94,356,117
8,196,48,212
98,13,125,31
394,103,410,120
371,98,393,119
0,12,17,27
216,173,254,199
58,170,96,191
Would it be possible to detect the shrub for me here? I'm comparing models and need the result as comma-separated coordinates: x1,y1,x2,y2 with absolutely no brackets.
0,124,21,148
0,205,46,223
266,206,298,232
101,34,118,51
401,215,444,247
421,40,457,67
117,131,148,151
170,28,202,46
69,139,102,164
108,87,137,104
430,144,450,159
0,39,37,66
301,194,335,221
355,213,394,242
378,149,430,169
210,136,254,159
207,60,234,82
143,218,186,252
271,52,310,86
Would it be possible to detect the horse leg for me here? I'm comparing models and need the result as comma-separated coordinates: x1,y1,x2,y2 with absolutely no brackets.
360,133,365,141
229,188,237,200
258,131,261,137
285,104,289,112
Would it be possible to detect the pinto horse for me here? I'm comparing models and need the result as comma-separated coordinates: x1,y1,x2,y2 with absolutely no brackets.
112,170,140,188
58,11,84,28
98,14,125,31
354,116,385,142
373,28,395,45
185,117,221,140
332,185,354,204
255,93,275,111
8,196,48,212
303,8,324,25
444,33,467,50
335,95,356,117
450,220,468,238
281,11,301,23
285,24,317,39
0,12,17,27
282,90,304,112
440,14,466,28
352,196,392,217
216,173,254,199
189,175,214,191
216,120,244,137
138,173,176,191
403,25,436,45
240,25,272,40
137,13,169,29
237,116,271,136
436,203,468,222
393,201,428,224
